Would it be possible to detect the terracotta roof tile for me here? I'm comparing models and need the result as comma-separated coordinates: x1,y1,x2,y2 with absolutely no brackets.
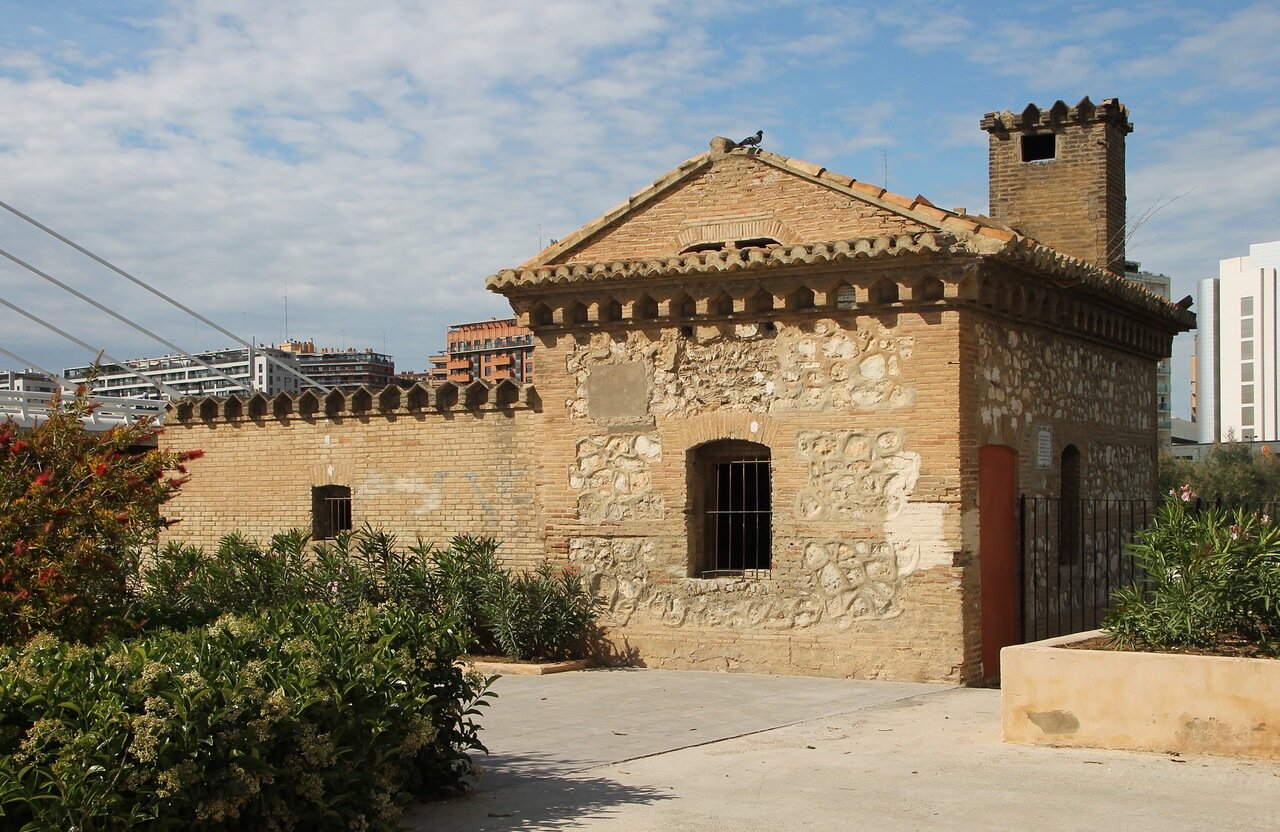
848,181,886,198
488,226,1194,333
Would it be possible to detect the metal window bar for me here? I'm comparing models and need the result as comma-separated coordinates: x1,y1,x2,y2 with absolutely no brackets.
704,458,771,577
327,496,352,537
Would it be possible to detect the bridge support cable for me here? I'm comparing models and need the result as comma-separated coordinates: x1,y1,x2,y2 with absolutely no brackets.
0,246,250,394
0,345,78,390
0,297,182,398
0,198,330,393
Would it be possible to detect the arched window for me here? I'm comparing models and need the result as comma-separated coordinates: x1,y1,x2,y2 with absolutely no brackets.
1059,445,1080,562
689,440,772,577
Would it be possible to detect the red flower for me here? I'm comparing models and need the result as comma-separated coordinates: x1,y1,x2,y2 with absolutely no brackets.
32,471,52,487
35,566,60,586
94,462,108,477
186,449,205,460
11,440,27,454
15,589,30,601
13,540,27,558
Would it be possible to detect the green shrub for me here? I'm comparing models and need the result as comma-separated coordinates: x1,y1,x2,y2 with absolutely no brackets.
1105,494,1280,654
134,529,598,661
0,388,201,645
0,602,492,831
483,562,598,661
1159,443,1280,505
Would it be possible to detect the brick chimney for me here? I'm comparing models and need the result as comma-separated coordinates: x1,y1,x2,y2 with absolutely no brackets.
981,97,1132,275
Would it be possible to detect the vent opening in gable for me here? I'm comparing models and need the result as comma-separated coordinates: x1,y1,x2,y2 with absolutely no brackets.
681,236,781,255
1020,133,1056,162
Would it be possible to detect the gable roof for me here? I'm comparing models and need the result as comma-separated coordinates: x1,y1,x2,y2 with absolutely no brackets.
519,137,1016,270
490,137,1192,331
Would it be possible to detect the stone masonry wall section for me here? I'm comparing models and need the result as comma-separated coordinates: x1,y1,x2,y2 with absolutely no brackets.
968,311,1156,499
535,309,970,682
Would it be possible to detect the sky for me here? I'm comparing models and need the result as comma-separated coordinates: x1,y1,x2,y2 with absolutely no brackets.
1,1,1278,418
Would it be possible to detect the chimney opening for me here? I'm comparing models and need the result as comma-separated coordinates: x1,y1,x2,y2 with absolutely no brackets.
1020,133,1056,162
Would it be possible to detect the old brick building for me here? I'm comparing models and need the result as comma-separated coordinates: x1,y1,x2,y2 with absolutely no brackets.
162,98,1193,683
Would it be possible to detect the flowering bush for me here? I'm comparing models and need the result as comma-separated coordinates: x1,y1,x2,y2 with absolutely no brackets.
0,602,492,830
1105,490,1280,654
0,389,201,645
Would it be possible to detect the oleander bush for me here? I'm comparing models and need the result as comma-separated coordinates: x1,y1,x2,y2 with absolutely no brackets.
134,527,598,661
0,602,492,831
483,562,598,661
1105,493,1280,654
0,389,201,646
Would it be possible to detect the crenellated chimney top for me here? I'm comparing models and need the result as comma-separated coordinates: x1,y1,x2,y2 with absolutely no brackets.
982,96,1132,275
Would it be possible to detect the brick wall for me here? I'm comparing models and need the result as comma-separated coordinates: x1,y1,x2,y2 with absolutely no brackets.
161,409,545,564
987,119,1129,275
559,155,929,263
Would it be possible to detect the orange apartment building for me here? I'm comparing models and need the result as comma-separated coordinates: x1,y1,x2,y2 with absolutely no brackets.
427,319,534,384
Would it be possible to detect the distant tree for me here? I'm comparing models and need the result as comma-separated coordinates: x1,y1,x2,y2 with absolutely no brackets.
1159,443,1280,506
0,388,202,644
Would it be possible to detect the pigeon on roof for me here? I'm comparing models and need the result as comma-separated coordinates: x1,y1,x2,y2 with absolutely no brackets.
738,130,763,148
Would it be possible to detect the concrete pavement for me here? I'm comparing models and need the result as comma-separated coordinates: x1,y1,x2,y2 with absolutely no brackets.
404,668,1280,831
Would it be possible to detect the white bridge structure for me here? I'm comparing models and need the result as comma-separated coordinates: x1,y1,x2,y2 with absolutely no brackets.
0,389,165,437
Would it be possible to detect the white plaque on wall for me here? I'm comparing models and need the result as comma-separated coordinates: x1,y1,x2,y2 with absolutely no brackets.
1036,425,1052,469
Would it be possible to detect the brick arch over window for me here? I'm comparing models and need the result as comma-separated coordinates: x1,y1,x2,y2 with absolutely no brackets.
669,412,781,451
671,216,801,254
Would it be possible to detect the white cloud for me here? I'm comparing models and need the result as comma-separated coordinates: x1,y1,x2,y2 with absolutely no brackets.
0,0,747,371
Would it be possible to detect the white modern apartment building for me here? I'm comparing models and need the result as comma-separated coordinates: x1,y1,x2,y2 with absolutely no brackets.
1196,240,1280,442
64,346,302,400
1124,261,1172,444
0,369,59,394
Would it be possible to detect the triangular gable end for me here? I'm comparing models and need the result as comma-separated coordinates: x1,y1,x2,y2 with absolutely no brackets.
523,137,994,269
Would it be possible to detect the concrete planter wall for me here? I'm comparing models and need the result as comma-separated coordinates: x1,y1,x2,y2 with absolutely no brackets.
1001,629,1280,760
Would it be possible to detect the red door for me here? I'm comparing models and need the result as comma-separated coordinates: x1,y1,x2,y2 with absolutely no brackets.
978,445,1018,683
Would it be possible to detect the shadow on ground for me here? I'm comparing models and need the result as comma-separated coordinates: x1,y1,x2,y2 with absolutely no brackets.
403,751,672,831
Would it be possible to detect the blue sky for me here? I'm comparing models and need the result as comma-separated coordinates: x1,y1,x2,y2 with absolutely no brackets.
1,1,1279,418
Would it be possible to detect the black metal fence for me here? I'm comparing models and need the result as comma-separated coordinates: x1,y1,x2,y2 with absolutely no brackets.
1018,497,1153,642
1018,495,1278,643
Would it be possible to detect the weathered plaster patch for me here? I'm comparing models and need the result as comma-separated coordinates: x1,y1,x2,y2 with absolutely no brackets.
569,433,664,521
584,361,650,424
884,501,949,571
795,429,921,522
1027,710,1080,735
